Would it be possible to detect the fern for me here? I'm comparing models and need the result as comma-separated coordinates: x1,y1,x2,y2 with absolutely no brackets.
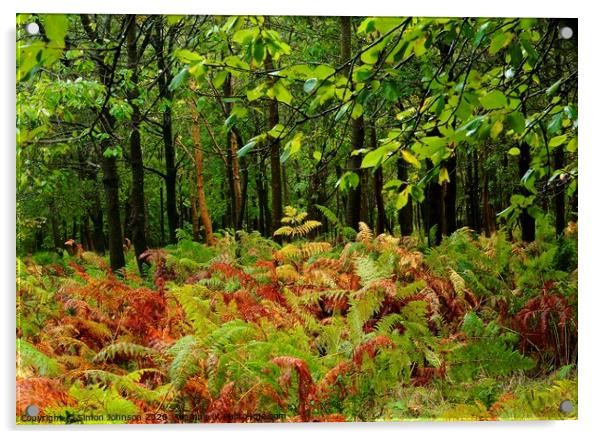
17,339,61,378
274,206,322,239
93,342,158,364
167,335,204,390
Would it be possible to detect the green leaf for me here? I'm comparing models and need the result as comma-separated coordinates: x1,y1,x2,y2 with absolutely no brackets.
335,102,351,122
281,132,303,163
167,15,185,25
247,83,266,101
269,81,293,105
174,49,203,63
253,40,266,64
313,151,322,161
336,171,360,191
168,68,189,92
237,138,258,158
480,90,507,110
506,112,525,134
549,134,567,148
383,179,402,190
546,79,562,97
491,119,504,140
361,147,388,169
438,167,450,185
489,32,510,55
547,113,563,134
268,123,285,138
42,14,69,48
396,187,410,210
313,65,336,80
507,147,520,156
401,150,421,169
303,78,318,94
567,137,577,153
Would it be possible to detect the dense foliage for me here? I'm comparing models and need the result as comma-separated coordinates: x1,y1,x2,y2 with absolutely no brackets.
16,14,577,423
17,218,577,422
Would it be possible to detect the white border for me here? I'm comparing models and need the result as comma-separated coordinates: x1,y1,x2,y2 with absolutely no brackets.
3,1,601,438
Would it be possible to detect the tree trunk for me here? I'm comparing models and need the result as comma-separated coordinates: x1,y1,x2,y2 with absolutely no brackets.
190,99,216,245
370,126,386,235
159,186,165,246
424,160,443,246
397,157,413,236
554,147,566,236
126,16,149,273
90,191,105,254
49,201,62,251
341,16,364,231
519,141,536,242
222,74,244,229
443,155,457,236
466,149,481,232
264,53,283,234
79,13,125,270
100,146,126,271
154,19,178,243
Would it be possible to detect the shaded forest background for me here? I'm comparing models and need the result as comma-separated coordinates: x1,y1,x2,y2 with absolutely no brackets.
17,15,577,271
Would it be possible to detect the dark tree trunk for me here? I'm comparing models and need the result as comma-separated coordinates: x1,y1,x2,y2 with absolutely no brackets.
49,201,62,251
90,190,105,254
223,75,244,229
397,157,413,236
443,155,457,236
519,141,536,242
482,169,496,237
466,149,481,232
159,186,165,246
79,14,125,269
554,147,566,236
153,19,178,243
340,16,364,231
126,16,149,273
424,160,443,246
101,147,126,271
264,53,283,234
370,127,386,235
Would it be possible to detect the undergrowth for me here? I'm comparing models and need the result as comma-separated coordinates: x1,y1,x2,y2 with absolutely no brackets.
16,219,578,423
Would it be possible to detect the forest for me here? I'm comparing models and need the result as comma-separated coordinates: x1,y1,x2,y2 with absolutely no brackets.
16,14,577,423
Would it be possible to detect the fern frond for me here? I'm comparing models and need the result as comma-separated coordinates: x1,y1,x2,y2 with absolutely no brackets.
356,222,373,244
93,342,158,363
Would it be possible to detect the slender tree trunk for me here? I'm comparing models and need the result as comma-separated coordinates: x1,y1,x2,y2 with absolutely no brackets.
190,99,216,245
341,16,364,231
369,126,386,234
519,141,536,242
100,144,126,271
80,13,125,270
159,186,165,246
49,201,62,250
222,74,244,229
424,160,443,246
482,170,496,237
554,147,566,235
153,20,178,243
397,157,413,236
126,16,149,273
89,187,105,253
443,155,457,236
264,53,283,233
466,149,481,232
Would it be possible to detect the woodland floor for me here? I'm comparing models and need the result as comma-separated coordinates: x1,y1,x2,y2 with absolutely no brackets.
16,222,578,423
